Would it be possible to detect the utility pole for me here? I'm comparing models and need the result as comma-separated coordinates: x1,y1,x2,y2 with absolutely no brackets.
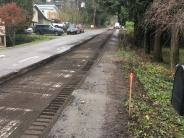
80,1,86,25
76,0,79,24
93,0,96,27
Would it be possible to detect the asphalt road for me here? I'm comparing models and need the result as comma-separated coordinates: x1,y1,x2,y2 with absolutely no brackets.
0,31,111,138
49,30,129,138
0,29,106,79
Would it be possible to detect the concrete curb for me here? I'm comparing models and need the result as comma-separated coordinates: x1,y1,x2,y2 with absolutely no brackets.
0,33,102,85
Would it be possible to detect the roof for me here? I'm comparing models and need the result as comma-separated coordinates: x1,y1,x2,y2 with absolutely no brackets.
34,4,60,21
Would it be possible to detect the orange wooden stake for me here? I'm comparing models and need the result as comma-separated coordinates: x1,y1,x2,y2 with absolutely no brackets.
129,73,134,116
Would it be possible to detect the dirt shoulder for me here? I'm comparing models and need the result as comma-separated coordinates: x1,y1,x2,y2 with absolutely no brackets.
49,30,130,138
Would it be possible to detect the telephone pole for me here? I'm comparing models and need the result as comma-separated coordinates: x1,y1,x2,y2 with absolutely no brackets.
92,0,96,27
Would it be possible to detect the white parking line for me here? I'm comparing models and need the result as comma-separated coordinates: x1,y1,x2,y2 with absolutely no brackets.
18,56,39,63
12,64,18,67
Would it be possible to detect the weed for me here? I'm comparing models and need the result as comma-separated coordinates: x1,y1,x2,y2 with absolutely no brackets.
119,48,184,137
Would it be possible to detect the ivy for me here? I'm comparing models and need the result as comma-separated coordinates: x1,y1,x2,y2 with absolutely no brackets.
120,49,184,137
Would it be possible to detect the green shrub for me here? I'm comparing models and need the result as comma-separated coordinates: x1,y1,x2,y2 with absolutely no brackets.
125,21,134,30
13,34,55,46
120,48,184,137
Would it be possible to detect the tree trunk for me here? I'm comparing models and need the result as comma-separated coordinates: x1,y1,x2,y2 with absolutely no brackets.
147,29,152,54
170,25,179,71
154,29,162,62
12,31,15,46
117,6,121,24
144,28,151,54
134,20,139,46
118,14,121,24
7,28,15,47
134,25,144,47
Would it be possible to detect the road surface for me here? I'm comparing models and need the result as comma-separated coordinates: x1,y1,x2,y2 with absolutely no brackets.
0,31,112,138
0,29,106,81
49,30,129,138
0,29,129,138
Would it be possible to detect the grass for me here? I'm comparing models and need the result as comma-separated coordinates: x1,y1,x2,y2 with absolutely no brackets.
118,32,184,137
163,48,184,64
6,34,58,47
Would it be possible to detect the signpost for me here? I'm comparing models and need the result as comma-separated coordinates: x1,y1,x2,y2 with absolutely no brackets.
80,2,86,25
81,2,85,8
0,19,6,47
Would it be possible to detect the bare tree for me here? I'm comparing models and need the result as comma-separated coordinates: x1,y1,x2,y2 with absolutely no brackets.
145,0,184,70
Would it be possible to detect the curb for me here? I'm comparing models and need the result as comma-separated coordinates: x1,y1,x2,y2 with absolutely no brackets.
0,33,101,85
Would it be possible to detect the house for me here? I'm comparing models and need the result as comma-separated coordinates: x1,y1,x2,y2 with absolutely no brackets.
32,4,60,25
49,0,64,9
34,0,64,9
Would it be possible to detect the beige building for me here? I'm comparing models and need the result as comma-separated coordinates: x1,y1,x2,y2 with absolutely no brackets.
32,4,60,25
0,20,6,47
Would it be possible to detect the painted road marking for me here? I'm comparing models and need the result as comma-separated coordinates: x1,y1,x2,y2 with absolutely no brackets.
6,108,32,112
12,91,52,97
0,107,5,111
12,64,18,67
18,56,39,63
61,70,75,73
57,47,70,53
0,120,20,138
70,70,75,73
41,94,51,98
63,74,72,78
0,107,32,112
52,83,62,88
0,55,5,58
56,73,73,78
0,119,8,128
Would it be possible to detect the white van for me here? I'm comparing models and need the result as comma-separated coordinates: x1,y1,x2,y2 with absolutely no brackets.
114,22,121,29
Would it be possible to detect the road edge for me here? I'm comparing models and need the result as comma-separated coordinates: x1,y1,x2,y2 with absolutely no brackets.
21,30,113,138
0,32,104,85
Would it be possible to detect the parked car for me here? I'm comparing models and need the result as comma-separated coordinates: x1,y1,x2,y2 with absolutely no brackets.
52,23,64,28
67,24,79,35
52,23,65,30
52,23,68,32
63,22,71,29
24,27,33,34
34,24,64,36
76,24,84,33
52,22,73,30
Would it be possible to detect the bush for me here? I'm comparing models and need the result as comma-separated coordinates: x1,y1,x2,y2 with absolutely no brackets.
6,34,55,47
125,21,134,30
119,31,184,137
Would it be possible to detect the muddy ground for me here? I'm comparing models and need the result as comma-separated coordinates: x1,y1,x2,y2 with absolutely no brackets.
49,30,130,138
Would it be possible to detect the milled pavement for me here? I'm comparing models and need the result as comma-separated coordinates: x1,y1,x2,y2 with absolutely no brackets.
49,30,129,138
0,29,106,83
0,31,111,138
